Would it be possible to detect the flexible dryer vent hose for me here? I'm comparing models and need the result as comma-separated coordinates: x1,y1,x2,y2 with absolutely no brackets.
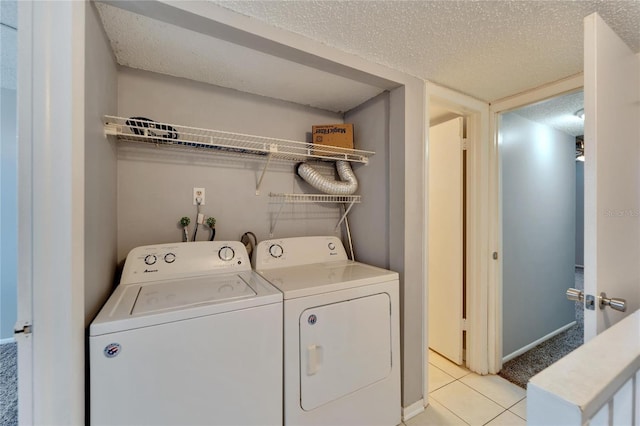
296,160,358,195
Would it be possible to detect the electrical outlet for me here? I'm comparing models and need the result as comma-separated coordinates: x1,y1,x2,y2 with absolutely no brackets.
193,187,205,205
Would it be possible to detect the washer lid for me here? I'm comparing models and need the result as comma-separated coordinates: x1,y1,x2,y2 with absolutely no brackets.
89,271,281,336
132,275,257,314
256,260,398,299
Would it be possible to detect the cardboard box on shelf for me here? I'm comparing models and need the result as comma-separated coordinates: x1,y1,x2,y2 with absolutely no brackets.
312,124,354,154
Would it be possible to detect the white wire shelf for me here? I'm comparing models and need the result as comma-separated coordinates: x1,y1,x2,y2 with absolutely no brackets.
103,115,374,164
268,193,361,204
268,192,361,236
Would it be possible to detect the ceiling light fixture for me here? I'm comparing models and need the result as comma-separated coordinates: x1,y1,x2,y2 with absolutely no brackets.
576,138,585,162
575,108,585,120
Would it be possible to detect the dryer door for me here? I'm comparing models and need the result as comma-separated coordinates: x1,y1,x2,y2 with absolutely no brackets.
299,293,391,411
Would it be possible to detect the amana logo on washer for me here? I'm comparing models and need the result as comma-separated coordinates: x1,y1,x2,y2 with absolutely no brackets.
104,343,121,358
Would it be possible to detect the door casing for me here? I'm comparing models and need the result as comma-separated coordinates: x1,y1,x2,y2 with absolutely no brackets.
424,83,491,403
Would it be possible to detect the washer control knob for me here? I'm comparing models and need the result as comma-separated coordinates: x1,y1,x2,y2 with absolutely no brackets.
164,253,176,264
269,244,284,258
144,255,157,265
328,242,336,250
218,246,235,261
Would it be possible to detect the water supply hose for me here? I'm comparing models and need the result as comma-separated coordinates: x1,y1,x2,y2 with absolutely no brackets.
296,160,358,195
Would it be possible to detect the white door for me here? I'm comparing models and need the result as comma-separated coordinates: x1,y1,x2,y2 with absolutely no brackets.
428,117,464,364
583,12,640,341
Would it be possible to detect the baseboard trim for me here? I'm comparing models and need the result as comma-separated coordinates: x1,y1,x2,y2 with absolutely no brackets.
0,337,16,345
402,399,425,422
502,321,577,363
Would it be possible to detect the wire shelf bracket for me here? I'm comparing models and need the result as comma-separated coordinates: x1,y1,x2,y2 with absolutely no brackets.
268,193,361,236
255,151,275,195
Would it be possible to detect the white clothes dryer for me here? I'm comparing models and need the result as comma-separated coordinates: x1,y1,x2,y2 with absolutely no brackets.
90,241,282,426
254,236,401,426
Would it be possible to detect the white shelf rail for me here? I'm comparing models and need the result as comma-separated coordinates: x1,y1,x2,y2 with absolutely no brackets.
268,193,361,236
103,116,374,194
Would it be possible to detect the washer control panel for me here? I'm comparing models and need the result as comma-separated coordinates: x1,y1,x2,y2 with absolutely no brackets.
121,241,250,284
253,236,348,270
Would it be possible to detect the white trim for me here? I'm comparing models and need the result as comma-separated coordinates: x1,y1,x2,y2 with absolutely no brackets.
16,1,34,424
489,73,584,372
402,399,425,422
490,73,584,113
28,2,86,424
0,337,16,345
423,82,492,403
502,321,577,363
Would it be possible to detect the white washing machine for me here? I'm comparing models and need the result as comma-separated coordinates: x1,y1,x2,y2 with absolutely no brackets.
253,236,401,426
90,241,282,426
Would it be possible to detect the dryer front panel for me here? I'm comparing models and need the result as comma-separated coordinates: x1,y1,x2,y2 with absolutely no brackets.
299,293,391,411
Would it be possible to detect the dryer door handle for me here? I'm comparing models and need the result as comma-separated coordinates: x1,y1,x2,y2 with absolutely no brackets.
306,344,323,376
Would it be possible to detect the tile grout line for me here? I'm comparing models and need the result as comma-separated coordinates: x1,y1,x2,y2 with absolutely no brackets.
438,360,526,408
436,400,472,426
430,381,506,426
430,362,530,425
458,377,526,411
426,393,472,426
505,394,527,421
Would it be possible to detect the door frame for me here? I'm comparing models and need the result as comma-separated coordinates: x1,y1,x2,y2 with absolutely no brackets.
16,2,33,423
17,1,87,423
488,73,584,370
423,83,491,401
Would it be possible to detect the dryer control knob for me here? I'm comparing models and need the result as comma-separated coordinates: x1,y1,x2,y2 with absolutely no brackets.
164,253,176,264
269,244,284,258
144,255,157,265
328,242,336,250
218,246,235,261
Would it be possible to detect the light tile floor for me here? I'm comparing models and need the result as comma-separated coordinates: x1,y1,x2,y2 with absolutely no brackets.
405,350,527,426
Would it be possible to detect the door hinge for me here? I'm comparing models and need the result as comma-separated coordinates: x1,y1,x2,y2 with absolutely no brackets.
14,322,32,336
461,318,467,331
462,138,469,151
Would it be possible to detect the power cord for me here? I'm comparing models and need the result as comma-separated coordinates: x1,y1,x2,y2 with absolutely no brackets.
192,197,203,241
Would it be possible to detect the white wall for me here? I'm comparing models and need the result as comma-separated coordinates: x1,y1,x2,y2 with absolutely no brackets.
500,112,576,357
116,67,345,262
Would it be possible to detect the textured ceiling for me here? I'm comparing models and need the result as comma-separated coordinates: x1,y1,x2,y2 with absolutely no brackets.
513,91,584,137
95,2,385,113
214,0,640,102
